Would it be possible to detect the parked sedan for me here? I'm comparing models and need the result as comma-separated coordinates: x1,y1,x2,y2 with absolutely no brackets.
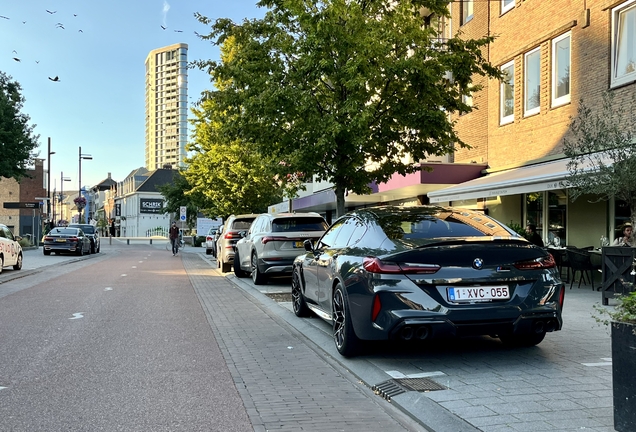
43,227,92,256
205,225,222,256
234,212,328,284
291,205,564,357
0,224,23,274
68,224,100,254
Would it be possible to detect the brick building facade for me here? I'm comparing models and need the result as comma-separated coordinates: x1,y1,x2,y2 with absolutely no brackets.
430,0,636,248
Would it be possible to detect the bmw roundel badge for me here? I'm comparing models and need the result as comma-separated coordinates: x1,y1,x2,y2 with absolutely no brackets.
473,258,484,269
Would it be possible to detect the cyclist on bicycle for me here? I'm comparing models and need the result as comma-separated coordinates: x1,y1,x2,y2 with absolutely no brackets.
169,221,180,255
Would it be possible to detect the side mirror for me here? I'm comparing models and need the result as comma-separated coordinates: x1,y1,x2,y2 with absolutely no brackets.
15,236,22,241
303,239,314,252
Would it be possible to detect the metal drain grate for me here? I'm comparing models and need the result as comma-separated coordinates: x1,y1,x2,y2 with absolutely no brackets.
372,378,447,401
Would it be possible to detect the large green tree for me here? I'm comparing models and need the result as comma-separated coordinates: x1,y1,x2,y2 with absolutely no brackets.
194,0,498,217
564,91,636,225
186,36,284,218
0,71,39,180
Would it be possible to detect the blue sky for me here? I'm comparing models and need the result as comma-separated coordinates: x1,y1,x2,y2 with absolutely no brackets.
0,0,266,190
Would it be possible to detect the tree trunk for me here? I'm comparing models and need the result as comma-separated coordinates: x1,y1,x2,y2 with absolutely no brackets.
335,185,346,218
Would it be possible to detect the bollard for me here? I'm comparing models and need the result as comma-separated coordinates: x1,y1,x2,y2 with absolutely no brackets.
127,239,130,245
109,235,112,245
150,239,153,245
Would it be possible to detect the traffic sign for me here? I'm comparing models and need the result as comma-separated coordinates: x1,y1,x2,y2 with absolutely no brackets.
180,206,187,221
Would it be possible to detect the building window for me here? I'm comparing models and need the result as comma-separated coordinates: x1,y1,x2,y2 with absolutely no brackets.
552,32,571,107
612,0,636,87
524,47,541,116
461,0,473,25
500,60,515,125
462,92,473,114
502,0,515,15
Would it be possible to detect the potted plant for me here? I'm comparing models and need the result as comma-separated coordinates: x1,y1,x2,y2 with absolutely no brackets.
595,285,636,432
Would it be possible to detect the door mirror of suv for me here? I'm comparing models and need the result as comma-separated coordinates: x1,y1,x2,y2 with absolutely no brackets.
303,239,314,252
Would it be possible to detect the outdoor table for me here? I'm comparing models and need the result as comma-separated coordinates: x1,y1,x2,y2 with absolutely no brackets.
600,246,636,305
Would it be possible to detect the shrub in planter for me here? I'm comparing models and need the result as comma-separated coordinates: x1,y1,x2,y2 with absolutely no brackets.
596,288,636,432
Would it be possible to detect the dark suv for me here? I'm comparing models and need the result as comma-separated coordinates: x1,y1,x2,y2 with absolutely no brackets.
68,224,100,254
216,214,258,273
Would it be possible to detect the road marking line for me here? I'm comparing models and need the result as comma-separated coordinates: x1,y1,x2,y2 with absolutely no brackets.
582,362,612,367
121,274,127,277
132,266,137,269
386,370,446,379
69,312,84,320
104,287,113,291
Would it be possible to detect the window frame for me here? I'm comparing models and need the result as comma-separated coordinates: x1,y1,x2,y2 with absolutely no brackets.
500,60,515,125
611,0,636,88
501,0,515,15
460,0,474,25
551,32,571,108
524,47,541,117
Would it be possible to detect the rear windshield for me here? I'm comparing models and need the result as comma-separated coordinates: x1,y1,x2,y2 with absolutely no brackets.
49,228,80,235
272,217,328,233
231,218,255,230
377,211,517,241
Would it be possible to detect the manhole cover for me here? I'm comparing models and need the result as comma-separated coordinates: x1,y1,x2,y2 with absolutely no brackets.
372,378,446,401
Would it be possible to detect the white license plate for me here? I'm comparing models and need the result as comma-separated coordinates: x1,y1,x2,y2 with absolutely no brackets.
447,286,510,302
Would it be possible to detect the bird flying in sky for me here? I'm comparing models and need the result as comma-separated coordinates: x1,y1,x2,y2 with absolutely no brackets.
46,10,56,14
48,76,60,82
13,57,20,62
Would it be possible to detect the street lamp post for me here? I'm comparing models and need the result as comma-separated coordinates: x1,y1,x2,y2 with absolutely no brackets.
79,146,92,223
60,172,71,225
47,138,56,222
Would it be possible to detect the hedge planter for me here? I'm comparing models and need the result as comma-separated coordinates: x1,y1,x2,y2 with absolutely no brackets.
612,321,636,432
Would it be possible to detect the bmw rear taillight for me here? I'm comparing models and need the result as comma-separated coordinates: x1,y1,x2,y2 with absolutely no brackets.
206,236,213,241
224,231,240,239
513,254,556,270
44,236,53,241
69,237,79,242
362,257,440,274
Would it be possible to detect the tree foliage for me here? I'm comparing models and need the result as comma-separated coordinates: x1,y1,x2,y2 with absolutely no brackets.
185,36,284,218
193,0,498,216
157,171,204,228
0,71,39,180
563,92,636,223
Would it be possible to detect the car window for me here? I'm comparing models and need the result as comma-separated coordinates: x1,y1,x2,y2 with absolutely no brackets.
332,217,366,247
232,218,255,230
0,228,6,239
50,228,79,235
316,219,346,248
272,217,328,232
5,227,15,241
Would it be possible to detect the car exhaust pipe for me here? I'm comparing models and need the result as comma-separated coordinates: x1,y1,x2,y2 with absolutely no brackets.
401,326,414,341
533,320,545,334
416,326,429,340
545,320,557,332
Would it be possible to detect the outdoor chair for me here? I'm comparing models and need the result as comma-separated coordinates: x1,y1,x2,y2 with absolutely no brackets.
566,248,595,290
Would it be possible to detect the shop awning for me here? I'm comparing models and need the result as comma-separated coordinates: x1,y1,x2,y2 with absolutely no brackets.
428,158,572,203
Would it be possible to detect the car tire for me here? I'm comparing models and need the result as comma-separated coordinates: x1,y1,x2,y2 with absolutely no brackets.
499,331,546,347
0,255,3,274
206,249,212,255
44,250,51,256
90,243,95,254
77,246,84,256
333,283,361,357
13,253,22,270
251,252,267,285
221,260,231,273
291,267,310,317
96,245,100,253
233,251,248,277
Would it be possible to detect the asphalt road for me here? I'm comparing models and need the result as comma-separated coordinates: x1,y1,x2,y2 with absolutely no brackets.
0,244,252,431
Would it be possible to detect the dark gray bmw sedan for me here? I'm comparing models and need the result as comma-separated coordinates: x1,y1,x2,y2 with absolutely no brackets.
291,205,564,357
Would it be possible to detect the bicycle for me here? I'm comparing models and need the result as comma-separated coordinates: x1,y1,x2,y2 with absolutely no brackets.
166,237,186,253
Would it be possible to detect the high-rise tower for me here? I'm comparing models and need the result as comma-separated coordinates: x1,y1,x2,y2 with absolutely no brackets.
145,43,188,171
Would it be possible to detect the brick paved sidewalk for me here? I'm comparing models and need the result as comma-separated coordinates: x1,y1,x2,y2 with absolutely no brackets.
181,253,423,432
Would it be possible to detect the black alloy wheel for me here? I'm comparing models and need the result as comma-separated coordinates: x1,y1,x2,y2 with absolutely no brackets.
233,251,248,278
251,252,267,285
77,244,84,256
291,268,310,317
332,283,360,357
44,249,51,256
13,253,22,270
90,240,95,254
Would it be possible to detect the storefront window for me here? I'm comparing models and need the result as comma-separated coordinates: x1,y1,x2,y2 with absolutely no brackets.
614,199,630,240
547,191,567,246
526,192,543,236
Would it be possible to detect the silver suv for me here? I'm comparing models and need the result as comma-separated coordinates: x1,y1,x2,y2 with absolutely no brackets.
216,214,259,273
0,224,23,273
233,212,328,285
